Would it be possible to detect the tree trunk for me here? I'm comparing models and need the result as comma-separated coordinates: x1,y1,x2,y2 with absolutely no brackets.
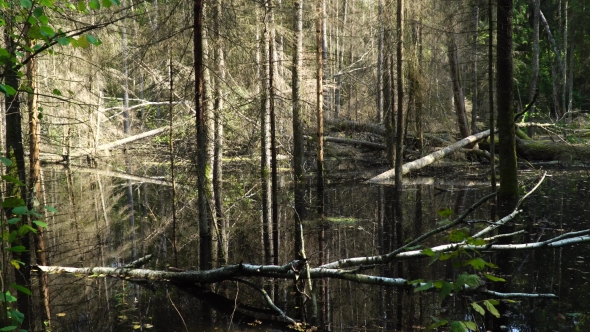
27,47,50,329
376,0,384,123
4,31,31,329
395,0,404,188
292,0,305,259
527,0,539,137
367,129,492,183
448,36,470,139
496,0,518,212
194,0,211,271
213,0,227,265
316,0,325,213
471,2,479,134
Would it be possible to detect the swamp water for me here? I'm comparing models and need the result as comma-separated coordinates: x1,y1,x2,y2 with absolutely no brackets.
29,165,590,331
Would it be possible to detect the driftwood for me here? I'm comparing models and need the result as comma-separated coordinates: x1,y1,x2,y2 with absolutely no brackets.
368,129,492,183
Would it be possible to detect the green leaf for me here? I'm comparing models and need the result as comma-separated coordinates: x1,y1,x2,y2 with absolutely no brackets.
437,208,453,218
45,205,58,213
38,15,49,25
0,325,17,331
33,220,48,228
427,318,448,330
89,0,100,9
40,25,55,37
6,246,27,253
9,284,30,295
465,257,487,270
440,281,453,300
421,248,435,257
86,35,101,45
57,37,70,45
449,321,467,332
467,237,487,246
2,175,25,186
449,229,468,242
77,0,86,12
3,197,25,208
11,309,24,324
12,206,28,215
3,291,16,302
471,302,485,316
0,83,16,96
7,218,20,225
485,274,506,282
102,0,112,8
18,224,37,236
484,300,501,318
110,0,120,4
77,35,90,48
413,282,433,293
19,0,32,8
0,156,12,166
8,231,17,244
33,6,43,17
463,321,477,330
52,88,62,96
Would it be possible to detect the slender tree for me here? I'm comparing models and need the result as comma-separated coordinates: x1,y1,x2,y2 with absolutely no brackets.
497,0,517,210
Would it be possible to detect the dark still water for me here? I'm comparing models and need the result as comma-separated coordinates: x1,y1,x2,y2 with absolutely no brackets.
29,165,590,331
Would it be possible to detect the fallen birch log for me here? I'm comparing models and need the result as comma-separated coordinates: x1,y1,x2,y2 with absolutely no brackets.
367,129,492,183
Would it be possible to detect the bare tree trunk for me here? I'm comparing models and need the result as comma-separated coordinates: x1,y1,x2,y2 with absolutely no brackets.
316,0,325,213
168,56,179,267
376,0,384,123
497,0,518,213
194,0,212,271
203,9,218,265
27,48,50,330
448,36,470,139
334,0,347,119
213,0,227,265
292,0,305,258
394,0,404,188
471,2,479,134
261,0,273,266
489,0,496,191
527,0,539,137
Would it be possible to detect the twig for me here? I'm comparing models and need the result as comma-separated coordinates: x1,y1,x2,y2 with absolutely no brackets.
484,230,526,242
232,278,297,324
123,254,153,268
168,291,188,332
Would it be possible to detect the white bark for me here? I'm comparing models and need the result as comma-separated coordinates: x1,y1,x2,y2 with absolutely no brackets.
367,129,492,183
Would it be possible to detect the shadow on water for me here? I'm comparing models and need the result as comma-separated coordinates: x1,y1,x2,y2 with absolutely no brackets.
35,165,590,331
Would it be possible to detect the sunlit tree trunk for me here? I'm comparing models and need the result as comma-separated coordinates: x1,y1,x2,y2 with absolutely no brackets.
213,0,227,265
261,0,273,266
194,0,212,271
27,49,50,329
334,0,347,119
448,36,470,139
292,0,305,258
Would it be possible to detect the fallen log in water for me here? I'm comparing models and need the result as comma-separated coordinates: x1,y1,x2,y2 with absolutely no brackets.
367,129,492,183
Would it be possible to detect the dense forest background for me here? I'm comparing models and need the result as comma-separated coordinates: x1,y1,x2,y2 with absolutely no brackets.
2,0,590,330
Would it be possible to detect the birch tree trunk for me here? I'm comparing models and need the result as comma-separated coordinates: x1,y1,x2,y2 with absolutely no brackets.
261,0,273,265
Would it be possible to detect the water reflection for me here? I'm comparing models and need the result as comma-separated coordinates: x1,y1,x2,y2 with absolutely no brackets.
34,166,590,331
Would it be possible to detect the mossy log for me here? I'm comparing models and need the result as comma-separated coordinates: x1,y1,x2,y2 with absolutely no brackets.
516,139,590,162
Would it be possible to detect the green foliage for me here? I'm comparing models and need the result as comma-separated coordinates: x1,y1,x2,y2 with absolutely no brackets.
0,161,57,329
410,221,509,330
